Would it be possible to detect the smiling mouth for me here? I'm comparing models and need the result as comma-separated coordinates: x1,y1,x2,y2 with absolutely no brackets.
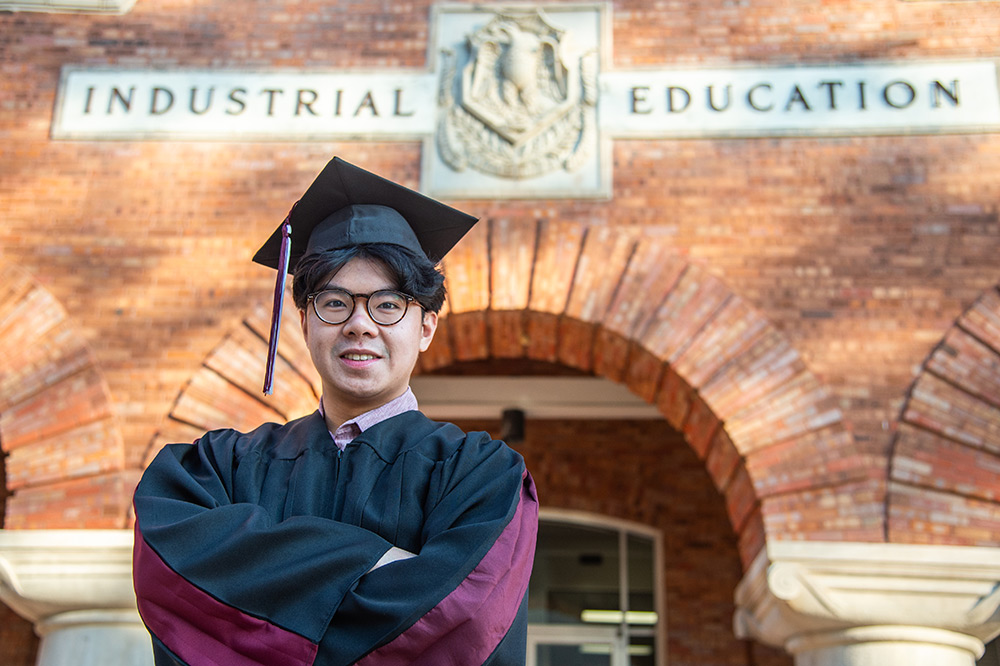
342,353,378,361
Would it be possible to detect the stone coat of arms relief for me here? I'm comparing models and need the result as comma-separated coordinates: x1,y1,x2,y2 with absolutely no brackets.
437,9,598,180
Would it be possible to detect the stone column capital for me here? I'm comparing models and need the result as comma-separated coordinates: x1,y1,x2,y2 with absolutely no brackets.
0,529,153,666
0,529,136,622
734,540,1000,657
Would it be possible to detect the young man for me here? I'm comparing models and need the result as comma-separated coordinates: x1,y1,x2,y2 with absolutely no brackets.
132,157,538,666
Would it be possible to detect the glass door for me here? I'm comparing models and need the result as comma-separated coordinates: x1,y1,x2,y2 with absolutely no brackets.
528,512,663,666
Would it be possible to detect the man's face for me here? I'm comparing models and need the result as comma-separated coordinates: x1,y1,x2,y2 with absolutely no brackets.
300,257,437,424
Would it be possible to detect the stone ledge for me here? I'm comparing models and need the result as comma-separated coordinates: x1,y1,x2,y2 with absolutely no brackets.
0,530,152,666
0,0,135,13
0,529,135,622
734,540,1000,652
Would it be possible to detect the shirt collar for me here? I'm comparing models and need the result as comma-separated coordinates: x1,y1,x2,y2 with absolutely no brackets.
320,387,419,450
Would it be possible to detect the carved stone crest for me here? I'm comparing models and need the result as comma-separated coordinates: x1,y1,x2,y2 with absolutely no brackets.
437,9,598,180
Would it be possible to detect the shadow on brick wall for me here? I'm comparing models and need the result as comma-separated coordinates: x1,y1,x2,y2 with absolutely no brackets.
0,603,37,666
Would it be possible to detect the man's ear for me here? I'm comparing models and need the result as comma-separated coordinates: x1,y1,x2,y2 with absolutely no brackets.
419,311,438,353
299,308,308,342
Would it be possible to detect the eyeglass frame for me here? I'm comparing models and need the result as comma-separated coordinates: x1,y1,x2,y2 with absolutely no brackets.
305,287,421,326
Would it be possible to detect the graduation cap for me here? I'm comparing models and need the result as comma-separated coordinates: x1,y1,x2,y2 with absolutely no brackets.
253,156,479,394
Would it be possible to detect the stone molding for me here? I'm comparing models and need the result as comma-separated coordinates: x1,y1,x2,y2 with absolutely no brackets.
0,529,136,622
735,540,1000,659
0,0,136,13
0,529,151,666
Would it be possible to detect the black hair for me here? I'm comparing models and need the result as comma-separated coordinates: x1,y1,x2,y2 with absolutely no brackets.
292,243,447,313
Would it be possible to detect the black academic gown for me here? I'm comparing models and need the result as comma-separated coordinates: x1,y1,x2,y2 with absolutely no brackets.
132,409,537,666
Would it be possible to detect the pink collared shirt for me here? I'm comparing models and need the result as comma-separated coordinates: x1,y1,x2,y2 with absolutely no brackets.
319,388,420,451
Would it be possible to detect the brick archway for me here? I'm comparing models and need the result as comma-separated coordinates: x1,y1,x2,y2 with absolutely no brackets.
153,221,863,568
0,264,132,528
430,220,860,566
888,284,1000,545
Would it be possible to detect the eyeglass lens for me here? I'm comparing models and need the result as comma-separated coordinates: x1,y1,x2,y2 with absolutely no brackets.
312,288,410,325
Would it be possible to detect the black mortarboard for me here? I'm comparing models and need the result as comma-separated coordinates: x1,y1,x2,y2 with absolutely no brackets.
253,156,479,394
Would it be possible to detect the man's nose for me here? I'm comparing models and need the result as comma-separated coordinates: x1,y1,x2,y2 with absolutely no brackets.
341,298,379,335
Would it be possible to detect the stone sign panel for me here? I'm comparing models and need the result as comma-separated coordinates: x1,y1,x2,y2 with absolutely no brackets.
601,61,1000,138
54,70,438,139
50,3,1000,199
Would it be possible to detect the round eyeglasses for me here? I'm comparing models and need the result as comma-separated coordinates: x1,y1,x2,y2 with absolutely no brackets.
306,288,418,326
